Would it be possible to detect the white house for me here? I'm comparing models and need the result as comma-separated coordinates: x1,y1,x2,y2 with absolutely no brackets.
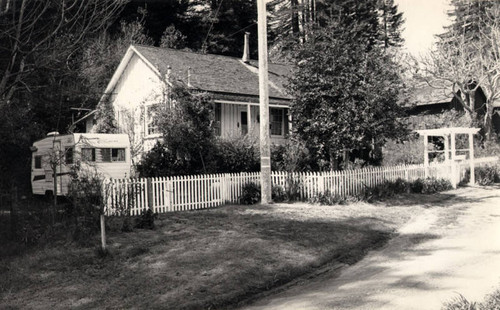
85,37,293,163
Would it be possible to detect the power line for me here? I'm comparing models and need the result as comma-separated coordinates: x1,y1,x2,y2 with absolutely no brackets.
202,0,225,52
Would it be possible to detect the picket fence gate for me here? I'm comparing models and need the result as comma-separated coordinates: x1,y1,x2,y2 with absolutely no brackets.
104,157,498,216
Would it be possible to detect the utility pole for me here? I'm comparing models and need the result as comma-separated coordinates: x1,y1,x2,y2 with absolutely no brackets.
257,0,272,203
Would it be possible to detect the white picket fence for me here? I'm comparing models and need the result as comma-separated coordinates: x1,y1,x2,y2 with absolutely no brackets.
104,157,499,216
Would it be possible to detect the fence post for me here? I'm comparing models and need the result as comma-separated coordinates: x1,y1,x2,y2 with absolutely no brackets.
147,178,154,212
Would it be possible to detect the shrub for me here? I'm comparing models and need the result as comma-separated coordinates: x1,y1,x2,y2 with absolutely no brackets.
271,139,316,172
412,178,452,194
213,135,260,173
462,165,500,186
134,209,158,230
364,178,411,202
309,190,345,205
239,183,261,205
271,185,286,202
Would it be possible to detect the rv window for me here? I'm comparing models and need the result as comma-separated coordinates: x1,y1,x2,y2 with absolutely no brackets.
100,148,125,162
101,148,111,162
65,147,73,164
34,156,42,169
112,148,126,162
82,148,96,162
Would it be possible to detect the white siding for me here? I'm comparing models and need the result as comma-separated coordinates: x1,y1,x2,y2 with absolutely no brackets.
107,53,165,163
220,103,287,144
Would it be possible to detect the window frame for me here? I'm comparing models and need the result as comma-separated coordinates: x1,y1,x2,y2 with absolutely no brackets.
145,104,160,137
34,155,42,169
65,147,74,164
99,148,126,163
270,108,284,137
81,148,96,162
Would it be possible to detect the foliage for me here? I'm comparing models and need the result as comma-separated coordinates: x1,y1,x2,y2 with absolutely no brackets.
382,135,423,166
134,209,158,230
442,289,500,310
67,169,105,244
271,139,317,172
0,1,125,192
309,190,346,205
442,294,478,310
268,0,404,61
418,2,500,140
410,178,453,194
160,25,187,49
153,86,216,175
364,178,411,202
289,17,408,170
239,183,261,205
92,96,118,133
213,135,260,173
377,0,404,49
461,165,500,186
79,14,154,107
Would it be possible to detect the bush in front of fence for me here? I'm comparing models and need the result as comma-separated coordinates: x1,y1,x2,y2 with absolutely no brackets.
311,177,453,205
239,182,303,205
460,165,500,186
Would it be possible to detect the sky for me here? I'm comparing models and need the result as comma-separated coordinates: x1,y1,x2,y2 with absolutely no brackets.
395,0,453,56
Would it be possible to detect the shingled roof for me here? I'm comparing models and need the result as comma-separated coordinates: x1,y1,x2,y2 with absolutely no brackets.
133,45,293,102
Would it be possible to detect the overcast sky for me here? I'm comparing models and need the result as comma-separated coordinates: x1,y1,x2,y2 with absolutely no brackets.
395,0,452,56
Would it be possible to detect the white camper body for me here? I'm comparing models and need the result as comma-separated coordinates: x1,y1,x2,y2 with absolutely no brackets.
31,133,131,196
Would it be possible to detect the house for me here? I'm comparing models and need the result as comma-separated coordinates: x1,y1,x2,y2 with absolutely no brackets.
403,83,500,134
85,35,293,163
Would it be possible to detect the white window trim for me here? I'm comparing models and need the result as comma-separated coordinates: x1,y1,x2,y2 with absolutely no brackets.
270,108,285,137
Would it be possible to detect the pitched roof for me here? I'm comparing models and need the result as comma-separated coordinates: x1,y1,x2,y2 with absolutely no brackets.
133,45,293,101
408,83,453,107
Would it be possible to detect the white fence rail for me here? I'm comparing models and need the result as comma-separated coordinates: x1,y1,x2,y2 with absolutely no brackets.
104,157,498,215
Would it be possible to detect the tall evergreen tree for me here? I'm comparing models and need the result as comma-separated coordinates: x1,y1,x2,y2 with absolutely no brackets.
377,0,404,48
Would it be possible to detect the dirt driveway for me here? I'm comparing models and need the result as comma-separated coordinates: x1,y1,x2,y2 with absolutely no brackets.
242,185,500,310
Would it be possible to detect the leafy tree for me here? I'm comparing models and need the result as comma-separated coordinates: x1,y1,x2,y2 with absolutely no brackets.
92,96,118,134
289,18,407,170
138,86,216,176
160,25,187,49
418,1,500,140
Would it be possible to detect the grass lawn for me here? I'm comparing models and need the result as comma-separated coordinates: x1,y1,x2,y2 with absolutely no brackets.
0,194,449,310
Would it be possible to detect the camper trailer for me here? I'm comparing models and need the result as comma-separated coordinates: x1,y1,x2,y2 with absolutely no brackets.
31,133,131,196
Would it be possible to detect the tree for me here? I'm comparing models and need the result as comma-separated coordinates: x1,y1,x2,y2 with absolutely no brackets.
0,0,125,190
137,86,216,176
269,0,389,61
289,18,407,170
160,25,187,49
0,0,124,107
418,1,500,140
92,95,118,134
377,0,404,49
180,0,258,56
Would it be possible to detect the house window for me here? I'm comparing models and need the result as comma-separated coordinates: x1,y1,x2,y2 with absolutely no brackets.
146,104,159,135
241,111,248,135
270,108,284,136
214,102,221,136
100,148,125,162
34,156,42,169
82,148,96,162
65,147,73,164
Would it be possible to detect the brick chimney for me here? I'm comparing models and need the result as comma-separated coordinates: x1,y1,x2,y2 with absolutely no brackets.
242,32,250,63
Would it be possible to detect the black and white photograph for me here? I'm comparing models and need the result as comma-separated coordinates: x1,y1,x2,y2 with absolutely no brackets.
1,0,500,309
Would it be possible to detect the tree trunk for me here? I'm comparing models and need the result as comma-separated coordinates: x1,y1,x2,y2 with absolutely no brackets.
484,99,494,141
